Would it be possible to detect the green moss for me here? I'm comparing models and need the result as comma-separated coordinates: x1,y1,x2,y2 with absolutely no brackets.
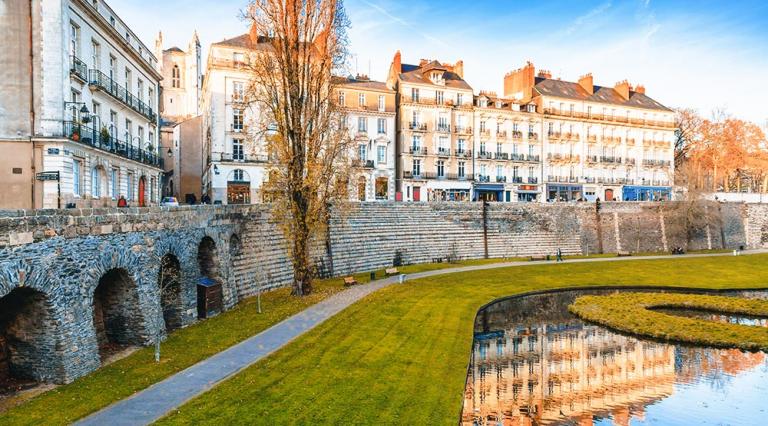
569,292,768,351
154,254,768,425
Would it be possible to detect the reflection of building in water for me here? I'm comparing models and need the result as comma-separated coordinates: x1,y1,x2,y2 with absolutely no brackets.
675,347,765,382
461,321,676,425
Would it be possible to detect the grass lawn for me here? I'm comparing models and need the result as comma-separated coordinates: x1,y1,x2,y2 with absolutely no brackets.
0,256,518,425
156,253,768,425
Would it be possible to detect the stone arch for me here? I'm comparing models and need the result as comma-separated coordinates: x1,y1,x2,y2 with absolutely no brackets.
92,268,146,360
158,253,183,332
229,233,243,258
197,236,224,318
0,287,62,388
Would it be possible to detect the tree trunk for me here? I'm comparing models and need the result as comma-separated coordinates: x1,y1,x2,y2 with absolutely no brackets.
290,188,313,296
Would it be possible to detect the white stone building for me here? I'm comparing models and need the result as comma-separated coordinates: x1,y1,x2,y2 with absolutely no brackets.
335,76,397,201
201,33,272,204
0,0,163,209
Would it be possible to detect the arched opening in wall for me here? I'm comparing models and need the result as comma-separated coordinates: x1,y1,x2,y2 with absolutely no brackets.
138,176,147,207
158,254,183,332
227,169,251,204
197,237,223,319
0,288,58,391
92,268,144,360
357,176,367,201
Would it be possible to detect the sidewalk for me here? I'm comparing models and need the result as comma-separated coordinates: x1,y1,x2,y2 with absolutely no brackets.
76,249,765,426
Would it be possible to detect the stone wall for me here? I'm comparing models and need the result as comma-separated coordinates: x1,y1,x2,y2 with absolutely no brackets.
0,201,765,384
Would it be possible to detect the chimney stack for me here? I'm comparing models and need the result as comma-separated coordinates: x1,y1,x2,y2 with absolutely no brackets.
453,60,464,78
503,61,536,101
537,69,552,79
419,58,429,67
634,84,646,94
392,50,402,74
614,80,630,100
578,73,594,95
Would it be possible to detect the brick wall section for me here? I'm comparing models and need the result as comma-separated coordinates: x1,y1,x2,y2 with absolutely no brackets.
0,201,765,384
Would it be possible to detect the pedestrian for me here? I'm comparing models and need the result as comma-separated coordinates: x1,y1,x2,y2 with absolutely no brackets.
556,248,563,262
117,195,128,208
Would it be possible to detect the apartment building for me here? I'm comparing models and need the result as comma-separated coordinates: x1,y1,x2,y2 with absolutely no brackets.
472,92,542,202
387,52,476,202
504,62,675,202
0,0,163,209
201,33,272,204
335,76,397,201
156,31,204,201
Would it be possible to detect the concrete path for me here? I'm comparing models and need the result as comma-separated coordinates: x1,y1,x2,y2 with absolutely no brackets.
76,249,766,426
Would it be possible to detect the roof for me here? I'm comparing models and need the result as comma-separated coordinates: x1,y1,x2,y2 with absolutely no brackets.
534,77,671,111
164,46,184,53
333,76,392,92
398,62,472,91
212,33,272,51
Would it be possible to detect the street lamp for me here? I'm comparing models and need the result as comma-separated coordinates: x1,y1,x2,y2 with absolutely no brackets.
63,102,90,124
167,147,173,157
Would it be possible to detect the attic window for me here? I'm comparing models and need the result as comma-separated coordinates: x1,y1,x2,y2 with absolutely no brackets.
233,52,245,63
526,104,535,113
430,71,443,84
496,101,502,108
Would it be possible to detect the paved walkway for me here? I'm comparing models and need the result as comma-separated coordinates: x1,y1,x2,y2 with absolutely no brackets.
76,249,766,425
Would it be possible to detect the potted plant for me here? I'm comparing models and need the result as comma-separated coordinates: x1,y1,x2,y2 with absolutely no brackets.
100,126,111,145
71,124,81,141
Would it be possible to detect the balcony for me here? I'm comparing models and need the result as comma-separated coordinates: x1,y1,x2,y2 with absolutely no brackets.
584,177,596,183
511,176,523,184
527,177,538,184
88,69,157,122
436,147,451,157
626,158,636,166
587,134,598,143
454,126,473,135
476,151,491,160
642,159,671,167
494,152,508,160
511,130,523,139
407,121,428,132
476,175,491,183
525,154,540,162
454,149,472,158
496,131,508,139
479,129,492,139
403,171,473,181
586,155,598,164
600,156,622,164
528,132,539,140
70,56,87,82
510,153,524,161
62,121,163,168
548,132,562,140
213,152,270,163
542,107,676,129
435,124,451,133
352,159,375,168
409,146,428,155
495,176,507,183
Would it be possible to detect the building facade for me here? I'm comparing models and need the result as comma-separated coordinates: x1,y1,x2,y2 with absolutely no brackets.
0,0,163,209
336,76,397,201
201,33,272,204
156,31,203,201
504,62,675,202
388,53,476,202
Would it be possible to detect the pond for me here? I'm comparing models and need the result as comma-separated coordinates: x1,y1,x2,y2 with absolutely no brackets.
461,288,768,425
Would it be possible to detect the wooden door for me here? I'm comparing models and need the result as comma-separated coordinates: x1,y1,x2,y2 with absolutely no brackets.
138,176,146,207
413,186,421,202
605,188,614,201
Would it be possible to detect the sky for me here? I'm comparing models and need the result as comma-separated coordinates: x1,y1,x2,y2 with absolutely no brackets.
113,0,768,124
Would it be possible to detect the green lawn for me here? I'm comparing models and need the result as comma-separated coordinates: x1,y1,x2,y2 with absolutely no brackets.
0,256,515,425
155,254,768,425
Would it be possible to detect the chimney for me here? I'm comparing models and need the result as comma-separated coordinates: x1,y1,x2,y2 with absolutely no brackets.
615,80,630,100
392,50,402,74
503,61,536,101
537,69,551,79
419,58,429,67
578,73,593,95
453,60,464,79
635,84,646,94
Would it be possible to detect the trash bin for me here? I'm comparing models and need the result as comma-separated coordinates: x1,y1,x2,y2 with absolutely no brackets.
197,277,223,319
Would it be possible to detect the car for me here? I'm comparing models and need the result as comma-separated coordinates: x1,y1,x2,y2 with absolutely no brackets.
160,196,180,207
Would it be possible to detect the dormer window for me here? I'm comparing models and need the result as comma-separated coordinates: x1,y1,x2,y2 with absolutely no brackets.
496,101,502,108
429,71,444,85
526,104,535,113
479,99,487,108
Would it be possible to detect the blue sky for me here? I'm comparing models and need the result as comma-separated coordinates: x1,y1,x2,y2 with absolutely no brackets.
113,0,768,124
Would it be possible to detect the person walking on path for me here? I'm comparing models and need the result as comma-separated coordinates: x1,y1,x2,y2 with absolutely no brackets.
556,248,563,262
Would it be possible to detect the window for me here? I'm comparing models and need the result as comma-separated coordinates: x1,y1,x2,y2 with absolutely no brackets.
357,117,367,133
456,93,463,105
137,79,144,101
496,165,503,179
358,93,365,107
412,159,421,176
233,139,244,160
109,55,116,80
527,104,535,113
378,95,385,111
111,168,118,199
377,145,386,163
73,159,82,196
91,101,101,122
411,135,421,149
109,16,115,27
233,81,244,101
124,68,131,91
377,118,386,134
233,52,245,63
438,115,448,131
91,40,100,69
138,126,144,146
528,144,534,156
358,144,367,161
233,109,243,131
512,166,519,179
480,121,486,132
412,110,420,125
587,105,592,117
411,87,419,102
125,118,132,142
233,169,244,181
109,110,117,136
438,136,448,153
436,160,445,177
172,65,180,88
149,131,154,146
70,23,80,57
69,90,81,121
458,161,465,178
91,167,101,198
375,177,388,199
528,166,535,178
528,124,534,135
458,138,465,153
436,91,444,105
338,91,345,106
127,173,134,200
148,87,154,109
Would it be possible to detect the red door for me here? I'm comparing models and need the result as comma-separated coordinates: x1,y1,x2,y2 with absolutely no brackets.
138,176,146,207
605,188,614,201
413,186,421,202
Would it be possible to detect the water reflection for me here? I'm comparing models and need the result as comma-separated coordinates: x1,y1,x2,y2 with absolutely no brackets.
462,289,768,425
653,307,768,327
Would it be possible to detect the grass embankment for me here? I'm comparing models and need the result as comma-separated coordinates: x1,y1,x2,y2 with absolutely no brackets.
157,253,768,425
569,292,768,351
0,257,513,425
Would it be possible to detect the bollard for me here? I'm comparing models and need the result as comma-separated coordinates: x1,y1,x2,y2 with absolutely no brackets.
399,274,405,284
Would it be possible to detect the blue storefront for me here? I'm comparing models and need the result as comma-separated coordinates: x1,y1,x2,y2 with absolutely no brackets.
473,184,505,202
622,185,672,201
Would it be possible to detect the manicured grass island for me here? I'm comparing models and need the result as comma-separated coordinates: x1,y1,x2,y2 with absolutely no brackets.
156,253,768,425
569,292,768,351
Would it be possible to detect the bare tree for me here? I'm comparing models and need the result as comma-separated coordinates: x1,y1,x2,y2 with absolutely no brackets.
154,254,180,362
242,1,352,296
